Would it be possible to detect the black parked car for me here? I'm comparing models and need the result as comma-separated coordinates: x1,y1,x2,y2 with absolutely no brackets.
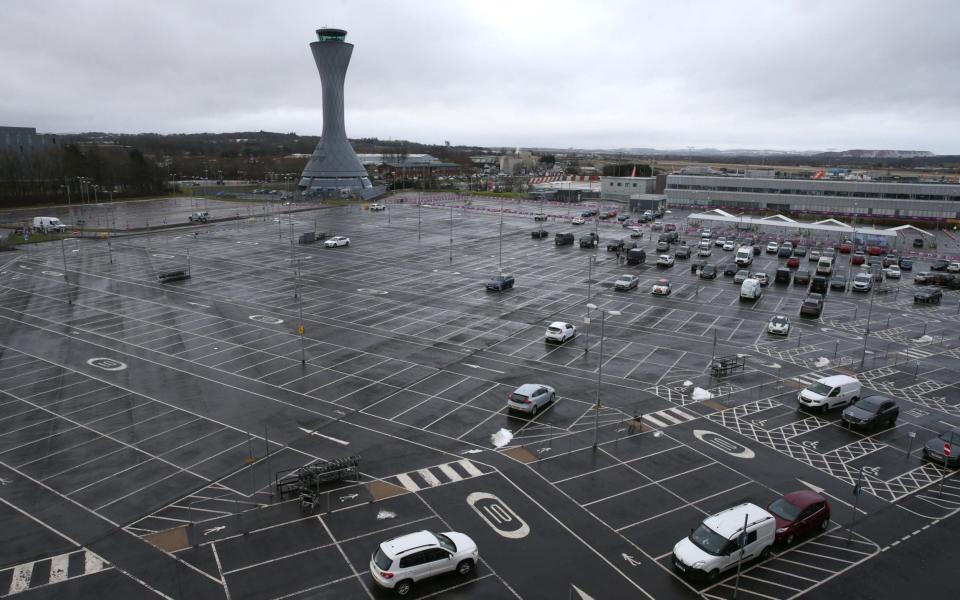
723,263,738,276
932,273,955,286
555,232,575,246
931,259,950,271
923,427,960,467
675,246,691,259
842,395,899,429
531,229,549,239
915,288,943,304
830,275,848,291
700,264,718,279
486,274,515,291
607,239,626,252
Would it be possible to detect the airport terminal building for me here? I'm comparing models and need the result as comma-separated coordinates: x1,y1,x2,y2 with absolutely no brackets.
665,174,960,222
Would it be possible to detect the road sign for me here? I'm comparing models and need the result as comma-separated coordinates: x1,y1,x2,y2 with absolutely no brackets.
298,324,305,335
945,442,952,457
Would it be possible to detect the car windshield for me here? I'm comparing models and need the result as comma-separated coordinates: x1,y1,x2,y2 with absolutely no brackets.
802,299,819,307
768,498,802,521
772,317,788,325
373,547,393,571
548,327,561,334
657,279,669,285
509,393,528,402
939,429,960,444
855,275,870,282
689,524,728,556
435,533,456,553
856,396,886,412
806,382,832,395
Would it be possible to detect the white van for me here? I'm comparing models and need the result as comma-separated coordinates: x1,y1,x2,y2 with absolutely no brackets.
740,278,762,300
798,374,861,412
816,256,834,275
735,246,753,266
32,216,66,233
673,503,775,581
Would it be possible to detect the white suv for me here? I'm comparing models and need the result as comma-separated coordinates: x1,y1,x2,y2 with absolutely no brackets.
370,530,478,596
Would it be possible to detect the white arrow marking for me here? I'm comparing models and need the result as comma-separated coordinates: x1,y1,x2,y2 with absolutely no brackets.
0,477,11,485
797,479,826,494
297,427,349,445
203,526,226,536
463,363,506,374
18,265,31,270
187,302,210,308
571,585,596,600
622,552,641,566
339,493,359,502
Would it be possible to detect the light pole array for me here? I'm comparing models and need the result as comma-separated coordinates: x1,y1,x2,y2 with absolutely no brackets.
586,303,620,447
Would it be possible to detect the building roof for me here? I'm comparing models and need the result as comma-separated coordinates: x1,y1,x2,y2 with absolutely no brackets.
688,212,900,238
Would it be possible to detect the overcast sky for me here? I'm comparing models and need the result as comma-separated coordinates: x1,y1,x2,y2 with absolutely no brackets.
3,0,958,153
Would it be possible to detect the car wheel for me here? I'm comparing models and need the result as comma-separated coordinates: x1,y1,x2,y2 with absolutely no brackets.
345,241,350,246
530,403,538,416
760,546,772,560
550,392,556,403
785,533,795,545
706,569,720,582
821,404,829,414
395,580,413,596
457,559,474,576
888,416,897,426
820,518,830,531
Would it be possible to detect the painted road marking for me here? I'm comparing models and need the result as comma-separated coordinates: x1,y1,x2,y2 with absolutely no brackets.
693,429,756,459
396,473,420,492
467,492,530,540
48,554,68,583
249,314,284,325
438,463,463,482
296,427,349,445
642,407,698,429
458,459,484,477
417,468,442,487
86,357,128,371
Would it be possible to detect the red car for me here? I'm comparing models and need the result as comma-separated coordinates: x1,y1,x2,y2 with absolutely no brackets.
839,243,852,254
866,245,884,256
787,257,800,268
852,252,866,265
767,490,831,545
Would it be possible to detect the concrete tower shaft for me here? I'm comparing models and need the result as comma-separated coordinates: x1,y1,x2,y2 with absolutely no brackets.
299,28,371,193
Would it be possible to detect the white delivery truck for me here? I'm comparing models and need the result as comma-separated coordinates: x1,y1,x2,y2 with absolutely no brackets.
735,246,754,266
816,256,833,275
32,216,66,233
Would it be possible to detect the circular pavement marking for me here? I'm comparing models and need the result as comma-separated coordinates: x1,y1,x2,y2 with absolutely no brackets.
249,314,284,325
41,271,63,277
87,357,128,371
357,288,388,295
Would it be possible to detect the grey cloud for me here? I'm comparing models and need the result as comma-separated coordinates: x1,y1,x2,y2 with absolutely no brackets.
1,0,957,152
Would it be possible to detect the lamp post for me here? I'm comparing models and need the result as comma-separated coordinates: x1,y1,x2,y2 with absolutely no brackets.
498,195,504,273
586,304,620,448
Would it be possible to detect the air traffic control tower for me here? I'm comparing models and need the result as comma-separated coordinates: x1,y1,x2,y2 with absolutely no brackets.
298,28,372,195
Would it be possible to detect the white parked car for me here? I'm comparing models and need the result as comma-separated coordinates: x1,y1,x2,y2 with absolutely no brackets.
698,247,712,257
572,216,585,225
766,241,780,254
884,265,901,279
751,271,769,286
545,321,576,343
768,315,791,335
508,383,556,415
657,254,675,267
370,203,386,211
370,530,478,596
715,236,727,248
652,278,672,296
722,241,736,251
947,262,960,273
324,236,351,248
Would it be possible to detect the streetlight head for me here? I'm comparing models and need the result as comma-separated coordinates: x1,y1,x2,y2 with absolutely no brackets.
586,303,597,310
608,310,622,316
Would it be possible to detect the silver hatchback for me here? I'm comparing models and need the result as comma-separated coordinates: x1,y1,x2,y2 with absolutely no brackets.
508,384,556,415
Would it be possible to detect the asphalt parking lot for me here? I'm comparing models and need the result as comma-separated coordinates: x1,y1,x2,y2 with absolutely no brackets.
1,193,960,599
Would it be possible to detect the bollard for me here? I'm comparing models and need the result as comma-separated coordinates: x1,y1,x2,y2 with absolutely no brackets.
915,362,920,379
834,340,839,359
